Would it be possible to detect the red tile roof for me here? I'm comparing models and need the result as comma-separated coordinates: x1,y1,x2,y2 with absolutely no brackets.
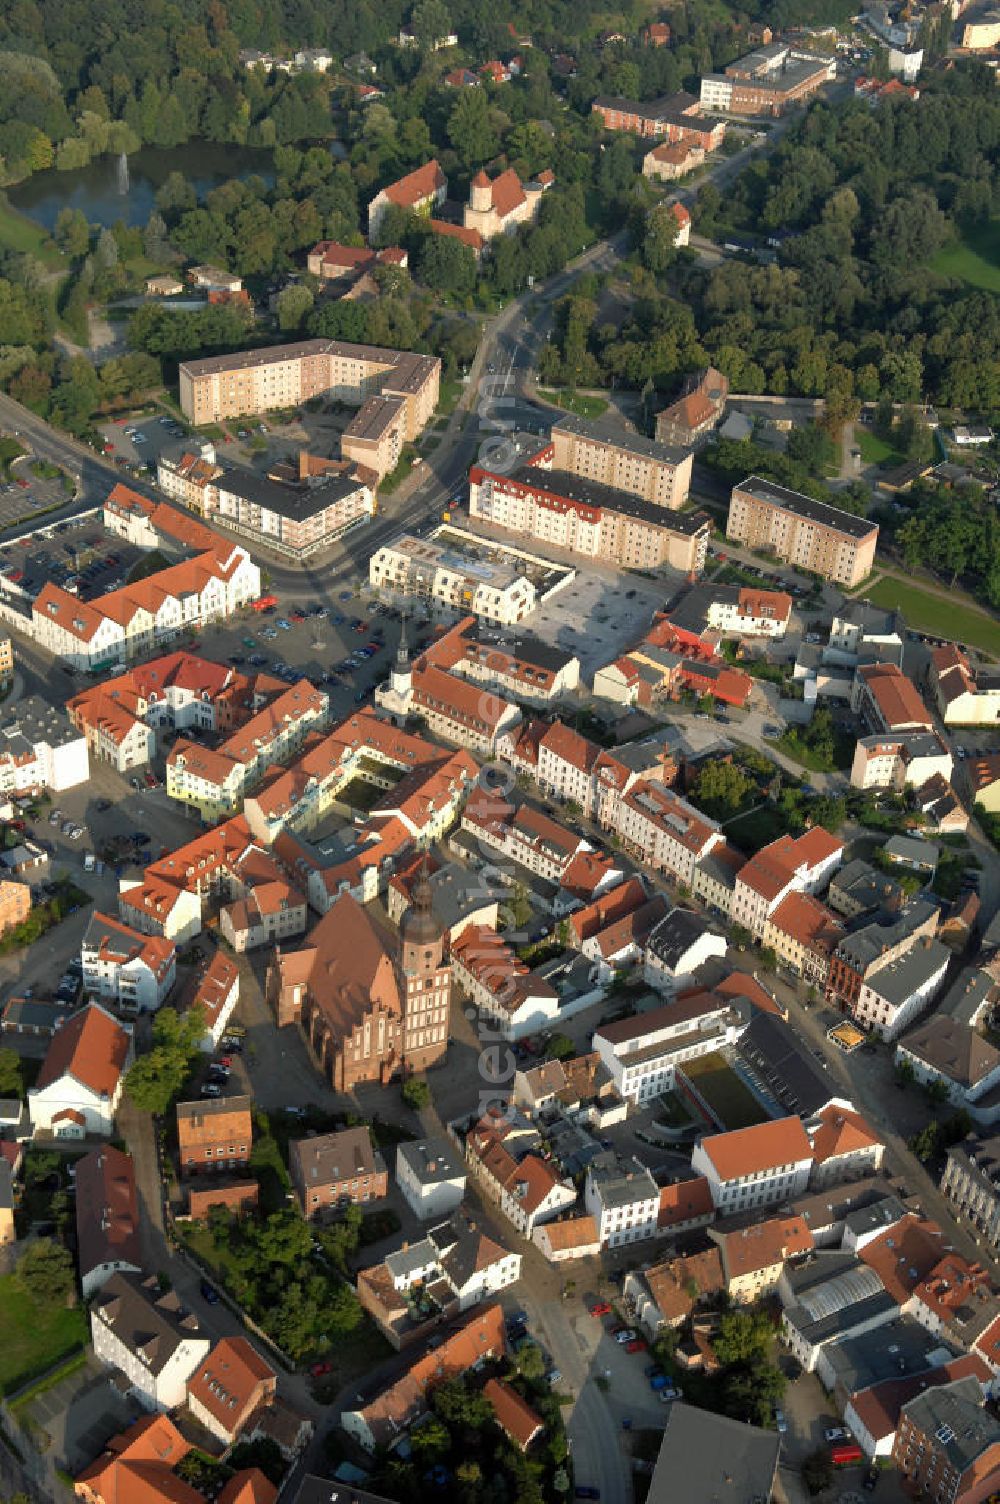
484,1378,544,1450
657,1176,713,1230
35,1003,130,1098
699,1116,813,1183
809,1104,882,1164
383,159,446,209
430,219,484,251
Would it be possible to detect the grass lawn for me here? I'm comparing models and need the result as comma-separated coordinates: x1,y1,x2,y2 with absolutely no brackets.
933,219,1000,293
0,200,65,269
681,1052,767,1131
537,388,610,419
437,377,464,416
855,427,904,467
775,728,854,773
864,576,1000,659
0,1276,89,1396
379,449,416,495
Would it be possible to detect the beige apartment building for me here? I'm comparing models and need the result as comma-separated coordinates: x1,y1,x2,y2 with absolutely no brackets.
549,416,693,509
468,463,709,573
178,339,440,439
0,634,13,683
726,476,878,587
341,393,407,480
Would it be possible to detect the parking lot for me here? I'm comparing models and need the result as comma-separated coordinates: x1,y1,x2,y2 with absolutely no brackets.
0,452,71,529
20,1353,141,1473
0,509,150,605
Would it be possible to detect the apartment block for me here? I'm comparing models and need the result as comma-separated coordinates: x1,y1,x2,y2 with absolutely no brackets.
549,415,693,508
726,476,878,587
178,339,440,440
0,695,89,795
594,991,747,1103
468,464,708,572
585,1160,660,1247
942,1134,1000,1249
211,466,375,559
370,533,538,624
81,912,177,1013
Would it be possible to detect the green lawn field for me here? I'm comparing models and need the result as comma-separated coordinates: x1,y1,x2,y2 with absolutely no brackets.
537,388,610,419
0,200,66,269
933,220,1000,294
864,576,1000,659
0,1276,88,1396
855,427,904,467
681,1051,768,1130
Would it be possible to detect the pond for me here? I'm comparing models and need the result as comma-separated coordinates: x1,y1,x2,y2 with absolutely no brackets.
8,142,277,231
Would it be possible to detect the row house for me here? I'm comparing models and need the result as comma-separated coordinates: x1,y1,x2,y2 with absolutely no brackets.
762,891,845,987
81,911,177,1013
826,898,939,1011
584,1160,660,1247
461,791,588,885
465,1118,576,1235
942,1133,1000,1249
709,1213,814,1305
583,893,670,982
219,877,307,953
624,1247,725,1336
603,782,723,885
186,1337,276,1449
643,906,728,993
568,875,649,946
189,950,240,1052
33,538,260,671
852,935,951,1040
731,828,844,940
691,1116,815,1214
451,925,560,1041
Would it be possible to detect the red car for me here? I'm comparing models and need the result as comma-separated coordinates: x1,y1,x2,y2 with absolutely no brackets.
290,609,306,622
626,1338,647,1354
102,443,115,454
310,1360,332,1377
588,1301,611,1317
144,771,158,788
218,1055,233,1067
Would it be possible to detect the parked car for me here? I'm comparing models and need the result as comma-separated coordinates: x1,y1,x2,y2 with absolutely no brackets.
626,1338,647,1354
200,1083,222,1098
613,1327,637,1344
824,1427,850,1444
775,1408,788,1434
200,1280,220,1305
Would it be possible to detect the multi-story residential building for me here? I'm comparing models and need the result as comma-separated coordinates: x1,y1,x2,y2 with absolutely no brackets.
692,843,745,918
851,935,951,1040
850,730,952,791
594,992,749,1103
468,462,708,571
176,1095,253,1177
81,912,176,1013
210,466,375,558
555,414,697,509
395,1137,466,1221
367,159,447,238
156,445,222,514
34,538,260,671
709,1213,814,1304
731,828,844,940
28,1003,132,1138
426,618,580,706
852,663,932,735
267,876,451,1089
829,601,905,662
0,696,89,795
893,1377,1000,1502
91,1272,211,1411
643,906,728,992
691,1116,815,1212
666,581,793,638
378,654,521,755
643,139,706,180
592,92,724,147
0,632,13,683
357,1213,521,1348
219,878,308,953
340,394,408,481
585,1160,660,1247
726,476,878,587
763,892,845,986
827,859,904,921
654,367,729,447
464,1117,577,1235
929,644,1000,728
462,793,587,883
186,1338,276,1448
370,533,538,624
604,783,724,885
451,926,559,1041
700,43,833,115
942,1134,1000,1249
826,899,939,1011
290,1127,388,1216
75,1145,141,1299
166,679,328,822
178,339,440,438
189,950,241,1052
896,1017,1000,1123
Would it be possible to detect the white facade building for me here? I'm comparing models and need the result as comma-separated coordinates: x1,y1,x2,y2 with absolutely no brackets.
0,697,89,795
691,1116,815,1213
90,1272,211,1411
585,1161,660,1247
395,1138,467,1221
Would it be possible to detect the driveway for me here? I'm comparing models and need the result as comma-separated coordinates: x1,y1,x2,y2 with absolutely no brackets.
23,1353,140,1472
